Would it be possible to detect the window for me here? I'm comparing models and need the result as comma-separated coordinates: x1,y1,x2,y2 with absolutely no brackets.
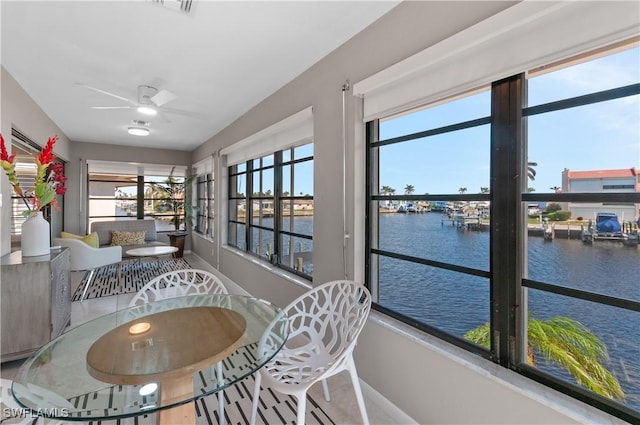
88,172,138,226
368,88,491,343
366,43,639,422
228,162,247,251
228,144,314,279
603,185,634,190
223,107,314,279
144,173,188,232
9,129,65,247
88,161,189,232
195,173,214,237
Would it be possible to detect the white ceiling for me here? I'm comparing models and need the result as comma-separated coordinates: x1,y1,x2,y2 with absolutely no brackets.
1,0,399,151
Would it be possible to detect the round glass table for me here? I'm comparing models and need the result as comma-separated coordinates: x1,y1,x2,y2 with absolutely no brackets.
11,294,288,424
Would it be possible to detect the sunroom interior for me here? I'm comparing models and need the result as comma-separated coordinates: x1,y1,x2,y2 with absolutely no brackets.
1,1,639,424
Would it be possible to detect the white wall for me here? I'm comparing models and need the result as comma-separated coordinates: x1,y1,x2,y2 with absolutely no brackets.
192,2,627,424
1,67,72,256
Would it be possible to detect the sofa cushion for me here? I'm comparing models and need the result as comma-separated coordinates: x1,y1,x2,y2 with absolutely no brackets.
61,231,99,248
111,230,146,246
91,219,158,246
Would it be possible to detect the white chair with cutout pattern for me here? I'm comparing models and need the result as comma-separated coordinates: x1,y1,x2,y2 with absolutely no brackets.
250,279,372,425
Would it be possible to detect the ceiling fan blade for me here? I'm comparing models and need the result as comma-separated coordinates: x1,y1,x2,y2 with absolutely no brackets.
156,111,172,124
77,83,135,104
151,89,177,107
91,106,134,110
161,106,204,119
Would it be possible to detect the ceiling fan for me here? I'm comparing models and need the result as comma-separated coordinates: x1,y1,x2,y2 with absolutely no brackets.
80,84,196,118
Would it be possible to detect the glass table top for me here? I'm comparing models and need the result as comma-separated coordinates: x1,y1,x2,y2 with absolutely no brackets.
12,294,288,422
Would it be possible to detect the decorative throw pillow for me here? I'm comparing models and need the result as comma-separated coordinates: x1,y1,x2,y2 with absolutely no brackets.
110,230,146,246
61,231,100,248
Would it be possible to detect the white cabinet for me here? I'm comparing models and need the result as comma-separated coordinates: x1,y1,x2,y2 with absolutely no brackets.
1,248,71,362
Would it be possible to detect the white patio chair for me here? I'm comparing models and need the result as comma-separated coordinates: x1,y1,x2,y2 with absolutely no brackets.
127,269,229,423
128,268,227,306
250,280,372,425
53,237,122,302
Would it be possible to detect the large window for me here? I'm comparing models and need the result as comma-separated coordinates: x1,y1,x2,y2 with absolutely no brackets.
366,43,640,421
228,143,314,279
88,162,189,232
195,172,214,237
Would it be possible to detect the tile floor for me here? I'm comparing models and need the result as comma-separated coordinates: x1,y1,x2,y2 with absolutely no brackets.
1,252,407,425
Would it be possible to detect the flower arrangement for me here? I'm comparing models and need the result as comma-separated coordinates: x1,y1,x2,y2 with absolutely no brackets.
0,133,66,216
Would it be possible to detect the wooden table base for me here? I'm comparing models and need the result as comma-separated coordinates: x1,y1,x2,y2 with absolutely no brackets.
158,374,195,425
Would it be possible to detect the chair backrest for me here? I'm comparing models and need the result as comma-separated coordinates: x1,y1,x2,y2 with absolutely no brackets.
283,280,371,364
128,269,228,307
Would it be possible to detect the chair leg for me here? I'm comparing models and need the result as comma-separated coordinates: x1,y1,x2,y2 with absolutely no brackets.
322,378,330,401
295,393,307,425
249,372,262,425
217,362,225,425
79,268,96,302
347,357,370,425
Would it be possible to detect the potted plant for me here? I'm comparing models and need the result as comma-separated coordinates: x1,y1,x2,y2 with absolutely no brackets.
148,167,194,232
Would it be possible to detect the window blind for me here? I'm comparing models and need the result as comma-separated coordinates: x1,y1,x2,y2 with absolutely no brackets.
221,106,314,166
353,1,640,121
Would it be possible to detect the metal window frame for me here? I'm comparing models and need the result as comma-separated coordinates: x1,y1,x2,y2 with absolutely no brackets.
226,145,314,280
365,71,639,422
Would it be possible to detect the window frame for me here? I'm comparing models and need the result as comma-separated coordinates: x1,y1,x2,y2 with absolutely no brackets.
195,172,214,237
227,144,314,280
365,61,640,423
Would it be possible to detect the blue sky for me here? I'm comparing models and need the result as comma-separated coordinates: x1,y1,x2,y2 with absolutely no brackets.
378,46,640,195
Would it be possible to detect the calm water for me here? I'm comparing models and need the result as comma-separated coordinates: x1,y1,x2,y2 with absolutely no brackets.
250,214,639,409
377,212,639,410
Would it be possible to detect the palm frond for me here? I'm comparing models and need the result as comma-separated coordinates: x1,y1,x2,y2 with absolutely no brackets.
464,316,624,401
528,317,624,400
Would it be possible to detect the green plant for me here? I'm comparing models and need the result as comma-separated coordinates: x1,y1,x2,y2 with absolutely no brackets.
548,211,571,221
148,167,194,231
465,316,624,400
546,203,562,213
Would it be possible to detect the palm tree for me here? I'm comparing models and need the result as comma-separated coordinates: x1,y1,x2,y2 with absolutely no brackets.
480,187,489,194
404,184,415,195
550,186,560,192
148,167,194,231
528,162,537,180
458,187,467,195
465,316,624,401
381,185,393,196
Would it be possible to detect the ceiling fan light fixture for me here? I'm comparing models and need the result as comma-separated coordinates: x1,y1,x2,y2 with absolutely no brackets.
137,105,157,116
128,127,150,137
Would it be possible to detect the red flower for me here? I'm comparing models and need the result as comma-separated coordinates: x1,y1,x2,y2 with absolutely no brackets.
0,132,64,215
37,136,58,166
0,134,17,163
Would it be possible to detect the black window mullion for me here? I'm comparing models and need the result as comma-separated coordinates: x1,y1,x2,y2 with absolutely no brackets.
136,176,144,219
490,74,525,367
365,119,379,299
246,161,253,253
274,151,282,265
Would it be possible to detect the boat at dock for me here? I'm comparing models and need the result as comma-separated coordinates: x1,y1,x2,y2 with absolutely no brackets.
581,212,639,246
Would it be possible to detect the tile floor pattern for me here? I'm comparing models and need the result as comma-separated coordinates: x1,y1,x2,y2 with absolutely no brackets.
1,253,403,425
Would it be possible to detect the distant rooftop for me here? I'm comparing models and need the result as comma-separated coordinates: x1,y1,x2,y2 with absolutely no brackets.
564,167,637,179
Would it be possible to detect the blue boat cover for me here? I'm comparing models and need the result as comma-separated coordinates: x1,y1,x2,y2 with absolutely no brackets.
595,214,622,233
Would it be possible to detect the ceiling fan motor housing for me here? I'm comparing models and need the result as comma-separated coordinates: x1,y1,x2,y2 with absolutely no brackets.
138,85,158,105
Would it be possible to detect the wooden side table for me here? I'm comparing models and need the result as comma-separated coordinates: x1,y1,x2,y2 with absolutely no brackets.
168,232,187,258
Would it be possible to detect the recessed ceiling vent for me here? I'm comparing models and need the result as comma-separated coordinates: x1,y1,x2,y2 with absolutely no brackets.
149,0,193,14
